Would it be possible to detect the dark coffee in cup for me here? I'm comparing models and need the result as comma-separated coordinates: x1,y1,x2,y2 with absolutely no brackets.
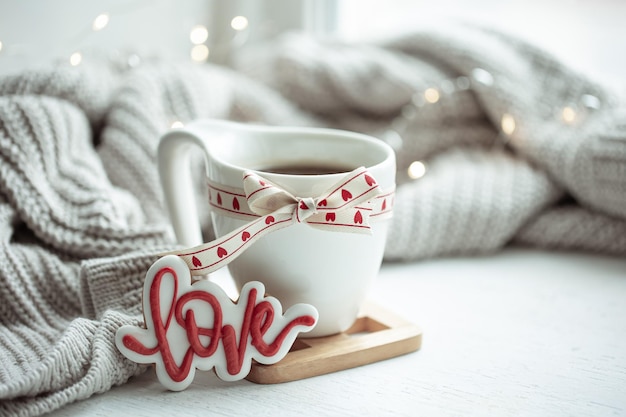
258,162,354,176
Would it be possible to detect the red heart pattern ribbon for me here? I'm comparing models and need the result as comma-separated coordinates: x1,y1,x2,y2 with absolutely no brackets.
165,167,394,275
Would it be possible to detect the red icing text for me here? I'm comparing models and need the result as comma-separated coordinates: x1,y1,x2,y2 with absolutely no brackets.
116,256,317,390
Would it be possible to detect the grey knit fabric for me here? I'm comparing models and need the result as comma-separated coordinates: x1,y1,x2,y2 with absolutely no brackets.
0,62,313,416
235,25,626,259
1,25,625,416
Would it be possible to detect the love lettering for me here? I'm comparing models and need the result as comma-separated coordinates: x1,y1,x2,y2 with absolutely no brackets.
115,255,318,391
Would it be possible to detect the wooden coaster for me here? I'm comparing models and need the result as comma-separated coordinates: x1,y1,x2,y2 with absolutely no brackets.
246,302,422,384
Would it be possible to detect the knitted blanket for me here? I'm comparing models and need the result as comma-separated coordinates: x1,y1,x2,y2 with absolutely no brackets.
1,25,625,416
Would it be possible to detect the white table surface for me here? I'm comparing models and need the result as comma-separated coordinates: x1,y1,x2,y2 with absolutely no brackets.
50,248,626,417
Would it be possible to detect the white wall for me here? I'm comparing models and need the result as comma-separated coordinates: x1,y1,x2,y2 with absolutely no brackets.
1,0,624,94
337,0,626,93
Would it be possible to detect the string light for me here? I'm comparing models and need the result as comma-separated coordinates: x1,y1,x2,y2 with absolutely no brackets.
231,16,249,31
380,66,604,183
69,52,82,66
424,87,440,104
407,161,427,179
92,13,110,31
501,113,516,135
0,5,603,174
471,67,494,86
456,76,470,90
581,94,601,109
0,6,252,68
561,106,577,124
189,25,209,45
190,44,209,62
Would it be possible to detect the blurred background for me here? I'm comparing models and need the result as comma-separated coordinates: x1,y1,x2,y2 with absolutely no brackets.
1,0,625,93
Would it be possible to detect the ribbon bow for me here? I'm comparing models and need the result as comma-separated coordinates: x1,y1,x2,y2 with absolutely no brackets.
168,167,391,275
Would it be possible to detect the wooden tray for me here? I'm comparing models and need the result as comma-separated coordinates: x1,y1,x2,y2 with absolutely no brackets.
246,302,422,384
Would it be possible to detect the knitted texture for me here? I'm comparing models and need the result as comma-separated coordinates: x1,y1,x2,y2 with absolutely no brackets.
0,62,313,416
1,25,625,416
235,25,626,259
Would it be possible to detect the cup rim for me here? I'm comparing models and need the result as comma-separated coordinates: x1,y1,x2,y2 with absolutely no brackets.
191,119,395,182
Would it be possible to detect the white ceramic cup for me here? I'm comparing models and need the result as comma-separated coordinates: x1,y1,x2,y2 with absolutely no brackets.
158,119,396,337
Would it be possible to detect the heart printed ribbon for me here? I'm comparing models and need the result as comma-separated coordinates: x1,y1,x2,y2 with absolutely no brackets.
165,167,394,275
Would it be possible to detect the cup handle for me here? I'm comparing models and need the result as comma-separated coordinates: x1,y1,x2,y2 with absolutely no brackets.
157,124,212,246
